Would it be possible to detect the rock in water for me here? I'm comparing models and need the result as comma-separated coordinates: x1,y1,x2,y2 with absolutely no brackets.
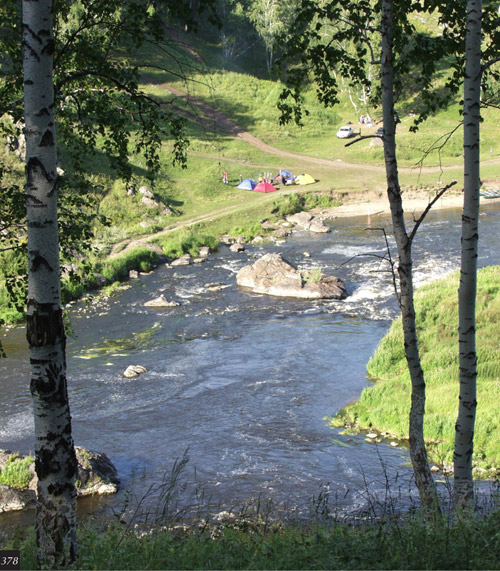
144,295,180,308
123,364,148,378
74,446,120,496
236,253,347,299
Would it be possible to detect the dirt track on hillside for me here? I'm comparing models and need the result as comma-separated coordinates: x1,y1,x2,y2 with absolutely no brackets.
114,62,498,257
145,74,500,176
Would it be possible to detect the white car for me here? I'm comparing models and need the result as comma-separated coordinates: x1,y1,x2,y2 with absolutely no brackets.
336,125,354,139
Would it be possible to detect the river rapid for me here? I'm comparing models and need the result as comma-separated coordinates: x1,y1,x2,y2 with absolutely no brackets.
1,201,500,521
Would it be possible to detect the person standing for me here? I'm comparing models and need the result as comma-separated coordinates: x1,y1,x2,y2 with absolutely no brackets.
223,170,228,184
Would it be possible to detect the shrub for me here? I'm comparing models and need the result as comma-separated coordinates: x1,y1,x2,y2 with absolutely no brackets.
100,248,160,283
0,454,34,489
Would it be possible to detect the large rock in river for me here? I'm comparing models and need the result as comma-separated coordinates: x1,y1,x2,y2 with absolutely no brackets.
0,447,120,512
236,253,347,299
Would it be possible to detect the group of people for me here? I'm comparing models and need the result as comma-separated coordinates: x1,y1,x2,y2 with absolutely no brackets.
258,172,274,184
359,114,373,126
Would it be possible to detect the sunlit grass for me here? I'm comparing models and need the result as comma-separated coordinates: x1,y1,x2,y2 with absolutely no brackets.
333,266,500,473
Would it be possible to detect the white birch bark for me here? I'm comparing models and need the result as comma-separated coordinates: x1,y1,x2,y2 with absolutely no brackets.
22,0,78,566
454,0,482,508
380,0,439,513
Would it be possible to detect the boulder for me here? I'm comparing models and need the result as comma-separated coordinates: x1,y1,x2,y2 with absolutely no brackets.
308,218,331,233
287,211,313,227
236,253,347,300
198,246,210,257
286,212,331,233
0,485,36,513
141,196,159,208
0,447,119,512
144,295,180,308
230,242,245,253
123,364,148,378
129,270,139,279
138,185,154,199
171,254,192,266
74,446,120,497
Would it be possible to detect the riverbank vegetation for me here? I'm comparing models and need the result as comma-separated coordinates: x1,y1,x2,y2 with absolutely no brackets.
6,507,500,570
331,266,500,476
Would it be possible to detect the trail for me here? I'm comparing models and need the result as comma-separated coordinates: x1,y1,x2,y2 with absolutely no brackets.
120,56,499,257
145,75,500,175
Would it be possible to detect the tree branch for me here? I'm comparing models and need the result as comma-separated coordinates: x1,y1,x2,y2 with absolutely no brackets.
408,180,458,243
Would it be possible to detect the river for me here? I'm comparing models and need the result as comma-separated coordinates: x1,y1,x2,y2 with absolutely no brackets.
1,201,500,522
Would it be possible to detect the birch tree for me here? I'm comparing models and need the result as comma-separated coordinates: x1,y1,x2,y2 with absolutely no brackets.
454,0,481,509
277,0,453,513
379,0,439,512
429,0,500,509
7,0,219,566
249,0,298,70
23,0,78,566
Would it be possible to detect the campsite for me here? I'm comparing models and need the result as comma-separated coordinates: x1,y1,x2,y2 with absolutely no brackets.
236,169,317,192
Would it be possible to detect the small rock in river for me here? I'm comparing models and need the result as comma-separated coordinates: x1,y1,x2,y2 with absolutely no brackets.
123,365,147,378
144,295,180,308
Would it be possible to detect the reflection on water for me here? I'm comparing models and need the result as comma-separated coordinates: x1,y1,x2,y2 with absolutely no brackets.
1,203,499,518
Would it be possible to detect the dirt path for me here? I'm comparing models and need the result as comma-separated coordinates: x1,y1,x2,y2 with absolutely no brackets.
146,75,500,176
121,64,499,256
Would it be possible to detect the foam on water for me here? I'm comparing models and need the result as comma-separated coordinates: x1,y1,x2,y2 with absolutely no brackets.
0,410,33,441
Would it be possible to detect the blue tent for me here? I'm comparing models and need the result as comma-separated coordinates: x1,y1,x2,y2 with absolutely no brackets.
237,178,257,190
275,170,295,183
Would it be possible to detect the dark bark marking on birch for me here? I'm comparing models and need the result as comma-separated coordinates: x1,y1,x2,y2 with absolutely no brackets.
39,129,54,147
27,302,64,347
41,39,55,56
23,44,41,61
30,253,54,273
35,441,77,482
26,193,44,207
27,156,52,186
47,179,58,197
35,107,50,117
28,219,55,228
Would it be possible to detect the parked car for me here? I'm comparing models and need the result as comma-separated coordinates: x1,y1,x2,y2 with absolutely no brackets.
376,127,384,137
336,125,354,139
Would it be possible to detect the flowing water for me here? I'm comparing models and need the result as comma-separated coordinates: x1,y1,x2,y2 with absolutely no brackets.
1,202,500,520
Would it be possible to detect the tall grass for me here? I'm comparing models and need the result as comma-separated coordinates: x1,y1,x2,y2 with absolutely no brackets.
8,507,500,569
332,266,500,474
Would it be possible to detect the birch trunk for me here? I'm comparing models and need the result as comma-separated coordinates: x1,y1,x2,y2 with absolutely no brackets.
22,0,78,566
454,0,482,508
380,0,439,513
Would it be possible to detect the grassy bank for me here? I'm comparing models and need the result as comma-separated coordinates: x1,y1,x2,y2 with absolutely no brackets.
6,508,500,570
331,265,500,475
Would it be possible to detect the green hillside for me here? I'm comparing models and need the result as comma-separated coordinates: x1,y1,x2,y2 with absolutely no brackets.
1,13,500,322
331,266,500,476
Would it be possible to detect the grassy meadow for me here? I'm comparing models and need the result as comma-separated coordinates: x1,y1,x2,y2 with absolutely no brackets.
331,266,500,475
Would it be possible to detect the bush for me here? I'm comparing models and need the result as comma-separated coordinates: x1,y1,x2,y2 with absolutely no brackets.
272,193,342,219
100,248,160,283
153,231,219,260
0,454,33,489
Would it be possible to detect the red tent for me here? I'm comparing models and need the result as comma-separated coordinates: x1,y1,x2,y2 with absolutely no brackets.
254,181,278,193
